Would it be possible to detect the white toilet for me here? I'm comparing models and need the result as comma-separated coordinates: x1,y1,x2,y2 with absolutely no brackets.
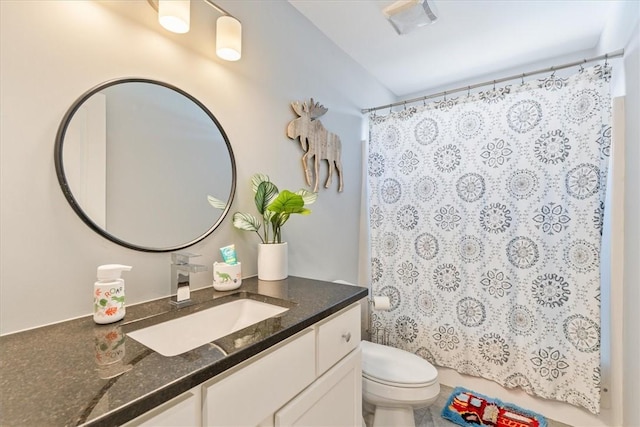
361,340,440,427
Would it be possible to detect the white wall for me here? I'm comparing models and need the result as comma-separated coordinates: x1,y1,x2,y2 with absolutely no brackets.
597,5,640,426
620,21,640,427
0,0,394,334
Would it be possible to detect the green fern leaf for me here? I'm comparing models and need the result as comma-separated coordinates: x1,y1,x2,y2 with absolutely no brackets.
251,173,271,193
296,189,318,206
232,212,261,232
268,190,310,215
255,181,279,215
207,195,227,210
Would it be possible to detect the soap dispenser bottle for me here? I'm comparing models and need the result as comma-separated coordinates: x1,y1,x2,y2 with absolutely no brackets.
94,264,132,324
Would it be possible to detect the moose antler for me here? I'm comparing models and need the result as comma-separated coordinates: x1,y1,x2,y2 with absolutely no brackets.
307,98,328,120
291,100,306,117
291,98,328,119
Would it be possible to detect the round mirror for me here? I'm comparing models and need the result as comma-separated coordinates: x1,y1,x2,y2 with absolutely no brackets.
55,78,236,252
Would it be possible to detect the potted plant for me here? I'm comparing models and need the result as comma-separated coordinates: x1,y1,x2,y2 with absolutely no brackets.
209,173,317,280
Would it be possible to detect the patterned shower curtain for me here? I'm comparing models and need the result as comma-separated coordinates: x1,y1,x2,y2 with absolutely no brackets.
367,65,611,413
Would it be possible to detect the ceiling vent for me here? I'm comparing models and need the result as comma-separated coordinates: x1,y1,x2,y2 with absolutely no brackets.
383,0,438,35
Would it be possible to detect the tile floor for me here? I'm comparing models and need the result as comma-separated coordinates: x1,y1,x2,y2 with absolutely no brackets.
414,385,572,427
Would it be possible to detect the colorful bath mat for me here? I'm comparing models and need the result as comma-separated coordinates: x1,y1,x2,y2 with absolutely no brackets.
441,387,548,427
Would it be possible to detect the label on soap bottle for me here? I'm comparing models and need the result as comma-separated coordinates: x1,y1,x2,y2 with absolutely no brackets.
93,279,125,324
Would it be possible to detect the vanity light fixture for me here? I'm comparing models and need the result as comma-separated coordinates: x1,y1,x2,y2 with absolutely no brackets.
150,0,242,61
215,14,242,61
158,0,190,34
203,0,242,61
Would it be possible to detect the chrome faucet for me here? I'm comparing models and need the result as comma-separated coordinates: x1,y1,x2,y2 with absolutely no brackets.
170,252,208,308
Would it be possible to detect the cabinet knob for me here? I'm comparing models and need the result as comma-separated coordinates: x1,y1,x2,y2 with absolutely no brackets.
342,332,351,343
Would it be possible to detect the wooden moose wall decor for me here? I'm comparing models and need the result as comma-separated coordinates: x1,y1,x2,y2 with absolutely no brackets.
286,98,344,192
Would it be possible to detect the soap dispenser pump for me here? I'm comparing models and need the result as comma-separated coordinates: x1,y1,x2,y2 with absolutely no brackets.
93,264,132,324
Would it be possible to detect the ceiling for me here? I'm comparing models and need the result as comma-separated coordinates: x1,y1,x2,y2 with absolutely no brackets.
289,0,626,97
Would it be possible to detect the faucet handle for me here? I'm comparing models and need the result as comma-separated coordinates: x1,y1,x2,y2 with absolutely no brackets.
171,252,201,264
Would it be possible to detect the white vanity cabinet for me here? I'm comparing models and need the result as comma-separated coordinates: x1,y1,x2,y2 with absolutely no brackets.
274,303,361,426
126,303,362,427
202,329,317,426
204,303,362,427
274,347,361,426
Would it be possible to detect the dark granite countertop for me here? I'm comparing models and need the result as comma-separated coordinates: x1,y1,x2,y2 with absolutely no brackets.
0,276,367,426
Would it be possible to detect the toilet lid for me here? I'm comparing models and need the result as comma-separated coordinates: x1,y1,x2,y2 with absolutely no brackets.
361,340,438,387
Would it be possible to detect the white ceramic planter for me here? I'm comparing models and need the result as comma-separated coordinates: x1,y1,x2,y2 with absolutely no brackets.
257,242,288,281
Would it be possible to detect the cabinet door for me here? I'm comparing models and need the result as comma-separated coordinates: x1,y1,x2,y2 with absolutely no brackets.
275,348,362,427
203,329,316,427
123,387,201,427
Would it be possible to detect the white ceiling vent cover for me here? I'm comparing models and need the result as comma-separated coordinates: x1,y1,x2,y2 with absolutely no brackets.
383,0,438,35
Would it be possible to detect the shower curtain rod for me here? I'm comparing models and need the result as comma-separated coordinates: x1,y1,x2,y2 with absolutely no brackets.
362,48,624,114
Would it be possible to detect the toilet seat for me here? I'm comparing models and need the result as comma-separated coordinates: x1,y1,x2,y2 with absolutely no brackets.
361,340,438,387
363,375,440,405
363,372,437,388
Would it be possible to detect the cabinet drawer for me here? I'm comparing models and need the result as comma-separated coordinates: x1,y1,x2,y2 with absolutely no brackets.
317,304,360,375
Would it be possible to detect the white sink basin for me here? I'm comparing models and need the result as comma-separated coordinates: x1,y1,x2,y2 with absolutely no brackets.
127,299,289,356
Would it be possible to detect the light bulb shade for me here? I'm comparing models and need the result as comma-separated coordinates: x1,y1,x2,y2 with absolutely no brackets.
216,15,242,61
158,0,190,34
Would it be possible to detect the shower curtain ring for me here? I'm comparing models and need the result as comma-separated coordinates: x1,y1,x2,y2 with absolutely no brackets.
403,101,407,110
492,80,496,90
467,86,471,97
605,54,609,67
444,91,447,101
521,73,525,86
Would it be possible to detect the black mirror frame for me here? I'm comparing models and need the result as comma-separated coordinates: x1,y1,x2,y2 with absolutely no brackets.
54,77,236,252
